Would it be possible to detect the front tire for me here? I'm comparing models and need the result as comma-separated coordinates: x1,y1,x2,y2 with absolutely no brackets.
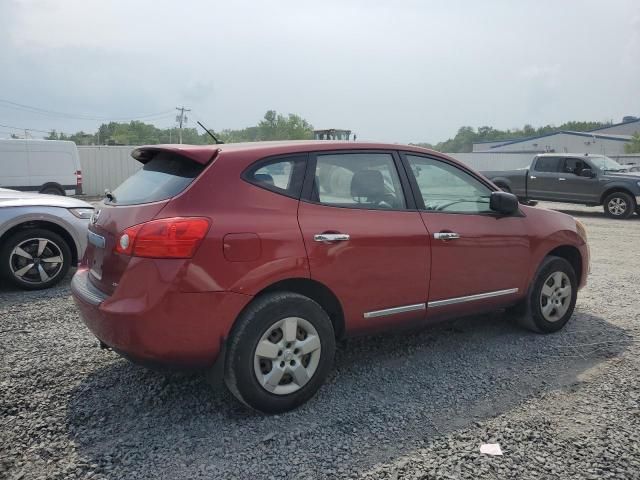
510,256,578,333
603,191,635,219
223,292,335,413
0,229,72,290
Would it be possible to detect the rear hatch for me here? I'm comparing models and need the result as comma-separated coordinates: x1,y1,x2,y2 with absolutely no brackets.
85,148,212,295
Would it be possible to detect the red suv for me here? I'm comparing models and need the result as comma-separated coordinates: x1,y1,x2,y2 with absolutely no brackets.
71,141,589,413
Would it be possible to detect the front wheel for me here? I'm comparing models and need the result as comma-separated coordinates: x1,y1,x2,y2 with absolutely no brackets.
603,191,635,219
0,229,72,290
223,292,336,413
509,256,578,333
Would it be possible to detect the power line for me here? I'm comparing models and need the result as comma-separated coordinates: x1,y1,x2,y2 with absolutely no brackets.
0,122,51,134
0,98,175,121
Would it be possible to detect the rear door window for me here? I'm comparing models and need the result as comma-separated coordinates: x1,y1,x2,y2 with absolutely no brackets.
534,157,561,172
310,152,406,210
108,152,204,205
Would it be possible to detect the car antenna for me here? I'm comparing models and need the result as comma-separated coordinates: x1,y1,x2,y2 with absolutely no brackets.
197,121,224,144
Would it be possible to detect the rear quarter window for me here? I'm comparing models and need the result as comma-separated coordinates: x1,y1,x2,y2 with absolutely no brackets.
108,152,204,206
243,155,307,198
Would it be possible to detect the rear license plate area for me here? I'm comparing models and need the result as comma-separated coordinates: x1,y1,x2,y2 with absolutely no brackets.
87,231,106,280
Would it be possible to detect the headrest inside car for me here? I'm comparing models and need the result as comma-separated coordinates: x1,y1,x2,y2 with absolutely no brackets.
351,170,385,198
255,173,274,185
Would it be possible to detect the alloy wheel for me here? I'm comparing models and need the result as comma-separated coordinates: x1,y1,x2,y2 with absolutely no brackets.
253,317,322,395
9,238,64,285
608,197,627,216
540,271,572,322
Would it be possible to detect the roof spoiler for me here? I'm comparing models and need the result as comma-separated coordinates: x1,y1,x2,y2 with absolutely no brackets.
131,145,221,165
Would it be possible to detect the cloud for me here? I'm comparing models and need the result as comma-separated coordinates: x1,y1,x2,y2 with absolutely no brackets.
1,0,639,142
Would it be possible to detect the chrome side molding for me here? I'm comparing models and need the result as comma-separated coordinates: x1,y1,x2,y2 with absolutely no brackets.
364,288,519,318
428,288,519,308
363,303,426,319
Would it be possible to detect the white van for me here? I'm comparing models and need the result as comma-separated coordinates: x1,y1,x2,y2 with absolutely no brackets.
0,139,82,195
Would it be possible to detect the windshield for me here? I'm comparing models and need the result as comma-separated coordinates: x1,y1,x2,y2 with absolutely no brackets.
588,156,626,171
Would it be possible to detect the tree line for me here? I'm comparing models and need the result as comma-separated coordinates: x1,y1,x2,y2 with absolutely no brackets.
45,110,314,146
43,112,640,153
412,121,619,153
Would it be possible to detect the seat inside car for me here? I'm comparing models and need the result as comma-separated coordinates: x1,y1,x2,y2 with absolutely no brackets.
254,173,275,186
350,170,398,208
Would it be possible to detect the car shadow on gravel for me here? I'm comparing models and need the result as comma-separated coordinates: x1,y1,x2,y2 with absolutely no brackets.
66,310,631,479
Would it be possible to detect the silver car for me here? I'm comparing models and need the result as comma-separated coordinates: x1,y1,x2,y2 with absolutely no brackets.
0,188,93,290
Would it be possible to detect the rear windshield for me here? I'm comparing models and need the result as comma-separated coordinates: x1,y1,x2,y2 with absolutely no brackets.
107,153,205,205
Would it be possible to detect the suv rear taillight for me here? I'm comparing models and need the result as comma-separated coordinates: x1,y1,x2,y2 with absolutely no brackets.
76,170,83,195
115,217,210,258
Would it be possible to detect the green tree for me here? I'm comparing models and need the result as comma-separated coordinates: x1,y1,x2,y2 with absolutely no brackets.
625,132,640,153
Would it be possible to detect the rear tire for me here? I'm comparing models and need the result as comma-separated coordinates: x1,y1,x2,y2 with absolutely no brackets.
223,292,335,413
509,256,577,333
603,191,635,219
0,229,72,290
40,185,65,196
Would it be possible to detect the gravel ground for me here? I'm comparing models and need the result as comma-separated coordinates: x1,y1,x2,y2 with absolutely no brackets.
1,203,639,480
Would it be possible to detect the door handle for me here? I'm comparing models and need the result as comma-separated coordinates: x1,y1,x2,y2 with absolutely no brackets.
314,233,350,243
433,232,460,241
558,177,566,181
530,176,537,179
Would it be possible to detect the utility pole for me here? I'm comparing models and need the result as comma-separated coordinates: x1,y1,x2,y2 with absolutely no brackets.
175,106,191,144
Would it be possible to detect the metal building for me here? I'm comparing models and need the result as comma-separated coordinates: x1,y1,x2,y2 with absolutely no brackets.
589,117,640,136
472,131,631,155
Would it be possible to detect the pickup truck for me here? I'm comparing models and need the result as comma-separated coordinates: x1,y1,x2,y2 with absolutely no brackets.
482,153,640,219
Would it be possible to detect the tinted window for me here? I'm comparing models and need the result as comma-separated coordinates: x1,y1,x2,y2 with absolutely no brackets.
406,155,493,214
245,156,306,198
563,158,590,175
534,157,561,172
108,153,204,206
312,153,406,209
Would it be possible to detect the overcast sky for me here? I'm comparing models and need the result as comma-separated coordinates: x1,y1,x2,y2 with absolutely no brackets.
1,0,639,143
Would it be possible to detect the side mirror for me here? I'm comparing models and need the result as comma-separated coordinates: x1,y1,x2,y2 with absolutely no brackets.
490,191,519,215
580,169,595,178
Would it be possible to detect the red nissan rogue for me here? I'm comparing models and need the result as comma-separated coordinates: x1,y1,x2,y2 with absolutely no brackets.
71,141,589,413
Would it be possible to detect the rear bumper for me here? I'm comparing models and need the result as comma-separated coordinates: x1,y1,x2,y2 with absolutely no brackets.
71,268,252,368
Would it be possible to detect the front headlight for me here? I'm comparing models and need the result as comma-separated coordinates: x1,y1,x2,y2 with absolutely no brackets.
69,208,94,219
576,220,588,243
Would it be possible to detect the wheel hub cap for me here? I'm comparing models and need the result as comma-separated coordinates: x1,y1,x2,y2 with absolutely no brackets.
608,198,627,215
253,317,322,396
540,271,572,322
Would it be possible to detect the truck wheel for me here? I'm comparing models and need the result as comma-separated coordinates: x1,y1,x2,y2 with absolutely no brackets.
223,292,335,413
603,191,635,219
496,184,511,193
508,256,577,334
0,229,72,290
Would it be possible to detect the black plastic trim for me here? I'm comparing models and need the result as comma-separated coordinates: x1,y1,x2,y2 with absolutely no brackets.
71,269,109,306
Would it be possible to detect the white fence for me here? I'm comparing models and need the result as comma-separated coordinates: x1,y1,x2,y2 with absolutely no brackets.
78,146,138,195
76,146,640,196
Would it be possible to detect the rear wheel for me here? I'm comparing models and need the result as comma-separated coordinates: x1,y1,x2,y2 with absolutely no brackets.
603,191,635,219
223,292,335,413
509,256,577,333
0,229,72,290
